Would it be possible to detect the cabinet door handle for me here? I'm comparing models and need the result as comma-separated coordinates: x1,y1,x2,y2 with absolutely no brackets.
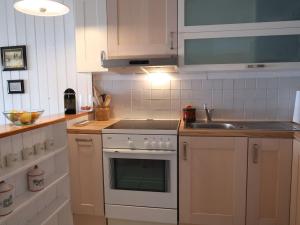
183,142,188,160
170,32,175,50
252,144,259,164
101,50,106,66
75,138,93,143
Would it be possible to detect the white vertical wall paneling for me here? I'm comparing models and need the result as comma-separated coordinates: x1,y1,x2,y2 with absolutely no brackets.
0,0,13,121
54,16,67,113
26,16,40,110
0,0,92,125
45,18,59,115
63,0,78,91
35,17,50,116
7,0,22,109
0,0,7,124
15,7,31,110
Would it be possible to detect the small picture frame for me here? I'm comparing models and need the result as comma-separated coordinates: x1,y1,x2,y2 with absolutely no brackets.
0,45,27,71
7,80,25,94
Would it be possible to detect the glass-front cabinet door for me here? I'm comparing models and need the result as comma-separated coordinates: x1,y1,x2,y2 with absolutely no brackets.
178,28,300,72
179,0,300,32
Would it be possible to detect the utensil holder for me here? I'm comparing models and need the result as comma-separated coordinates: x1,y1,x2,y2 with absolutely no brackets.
95,107,110,121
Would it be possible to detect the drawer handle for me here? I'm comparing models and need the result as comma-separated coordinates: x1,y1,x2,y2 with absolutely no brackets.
183,142,188,160
75,138,93,143
247,64,265,69
170,32,175,50
252,144,259,164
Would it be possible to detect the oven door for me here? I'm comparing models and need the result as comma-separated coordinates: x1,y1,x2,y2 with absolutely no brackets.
103,148,177,209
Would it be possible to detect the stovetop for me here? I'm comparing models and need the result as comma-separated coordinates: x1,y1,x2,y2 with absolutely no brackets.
102,120,179,135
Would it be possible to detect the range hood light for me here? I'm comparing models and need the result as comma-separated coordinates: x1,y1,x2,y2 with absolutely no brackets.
14,0,69,17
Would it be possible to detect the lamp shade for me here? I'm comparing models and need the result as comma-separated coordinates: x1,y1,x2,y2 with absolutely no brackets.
14,0,69,17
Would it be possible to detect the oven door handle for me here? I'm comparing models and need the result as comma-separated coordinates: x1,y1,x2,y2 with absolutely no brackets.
103,148,176,155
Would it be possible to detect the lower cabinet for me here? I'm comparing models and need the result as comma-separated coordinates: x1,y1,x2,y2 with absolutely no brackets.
179,137,293,225
247,138,292,225
179,137,248,225
68,134,105,216
290,137,300,225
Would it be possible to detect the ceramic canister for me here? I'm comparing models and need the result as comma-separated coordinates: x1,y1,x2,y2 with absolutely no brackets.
34,143,46,155
22,147,34,160
27,165,45,192
0,181,14,216
5,153,18,168
45,138,55,151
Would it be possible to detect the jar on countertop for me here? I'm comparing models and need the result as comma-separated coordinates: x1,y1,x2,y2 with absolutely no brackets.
0,181,14,216
27,165,45,192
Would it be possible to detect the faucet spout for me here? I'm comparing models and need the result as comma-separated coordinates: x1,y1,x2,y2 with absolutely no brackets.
203,104,214,122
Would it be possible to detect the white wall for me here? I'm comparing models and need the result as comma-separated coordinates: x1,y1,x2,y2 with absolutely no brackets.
0,0,92,124
93,70,300,121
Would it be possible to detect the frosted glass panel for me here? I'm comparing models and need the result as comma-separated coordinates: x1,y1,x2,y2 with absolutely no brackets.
184,35,300,65
185,0,300,26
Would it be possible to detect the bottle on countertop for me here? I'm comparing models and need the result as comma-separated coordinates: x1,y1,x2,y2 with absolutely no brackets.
64,88,76,114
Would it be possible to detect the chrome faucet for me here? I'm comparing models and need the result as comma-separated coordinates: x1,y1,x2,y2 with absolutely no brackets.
203,104,214,122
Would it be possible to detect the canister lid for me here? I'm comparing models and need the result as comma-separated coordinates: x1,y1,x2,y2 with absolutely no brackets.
0,181,13,193
27,165,44,176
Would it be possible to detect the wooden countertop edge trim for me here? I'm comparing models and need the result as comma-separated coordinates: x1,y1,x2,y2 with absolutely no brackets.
179,131,294,138
294,132,300,141
179,121,295,138
67,130,102,134
0,112,90,139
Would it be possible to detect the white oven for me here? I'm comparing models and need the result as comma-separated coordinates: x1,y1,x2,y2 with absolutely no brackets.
102,133,178,224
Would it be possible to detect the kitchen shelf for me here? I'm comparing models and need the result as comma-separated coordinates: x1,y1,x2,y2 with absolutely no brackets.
0,172,68,224
26,198,70,225
0,144,67,181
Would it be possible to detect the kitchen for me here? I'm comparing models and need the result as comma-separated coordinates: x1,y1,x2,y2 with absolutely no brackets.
0,1,300,225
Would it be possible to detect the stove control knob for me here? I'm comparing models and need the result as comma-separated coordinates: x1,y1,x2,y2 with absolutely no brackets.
128,140,134,148
144,141,150,148
151,141,156,148
165,141,171,149
158,140,164,149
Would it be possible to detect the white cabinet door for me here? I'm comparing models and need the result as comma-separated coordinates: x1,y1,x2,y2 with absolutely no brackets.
68,134,104,216
107,0,177,57
290,136,300,225
75,0,107,72
247,138,293,225
179,137,248,225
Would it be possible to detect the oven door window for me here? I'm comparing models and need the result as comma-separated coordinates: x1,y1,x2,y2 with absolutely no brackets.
110,158,169,192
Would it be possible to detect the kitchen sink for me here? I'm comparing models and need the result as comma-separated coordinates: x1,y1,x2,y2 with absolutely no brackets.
185,121,300,131
187,122,236,129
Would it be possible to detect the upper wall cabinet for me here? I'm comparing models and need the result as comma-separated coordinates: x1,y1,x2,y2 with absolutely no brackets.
178,27,300,72
107,0,177,57
75,0,107,72
179,0,300,32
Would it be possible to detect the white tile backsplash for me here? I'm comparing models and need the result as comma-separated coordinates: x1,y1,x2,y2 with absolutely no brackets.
93,74,300,121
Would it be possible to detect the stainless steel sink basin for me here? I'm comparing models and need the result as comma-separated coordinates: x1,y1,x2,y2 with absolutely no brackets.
187,122,236,129
185,121,300,131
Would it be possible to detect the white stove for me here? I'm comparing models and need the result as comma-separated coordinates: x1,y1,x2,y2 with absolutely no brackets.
102,120,179,224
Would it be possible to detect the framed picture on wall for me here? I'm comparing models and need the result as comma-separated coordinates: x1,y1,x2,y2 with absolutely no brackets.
7,80,25,94
0,45,27,71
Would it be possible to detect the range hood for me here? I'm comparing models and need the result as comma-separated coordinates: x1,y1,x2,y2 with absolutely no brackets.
102,55,178,74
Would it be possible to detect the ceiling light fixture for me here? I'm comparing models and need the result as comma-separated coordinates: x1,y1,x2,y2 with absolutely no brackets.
14,0,69,17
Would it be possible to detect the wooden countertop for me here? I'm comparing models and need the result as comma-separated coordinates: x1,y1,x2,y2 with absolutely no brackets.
0,112,90,139
67,120,119,134
179,120,295,138
295,132,300,140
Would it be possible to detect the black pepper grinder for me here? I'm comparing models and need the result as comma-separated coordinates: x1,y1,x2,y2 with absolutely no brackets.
64,88,76,114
